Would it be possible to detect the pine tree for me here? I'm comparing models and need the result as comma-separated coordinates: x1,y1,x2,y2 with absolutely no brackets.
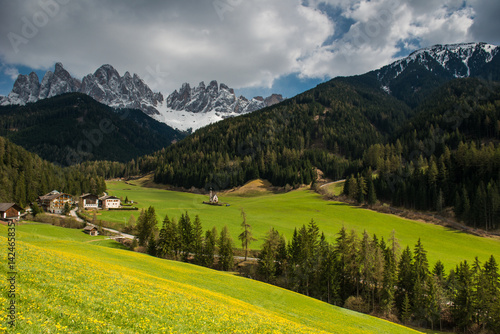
238,209,257,261
192,215,204,264
452,261,474,331
218,226,234,271
201,227,217,268
147,234,157,256
178,212,194,262
401,292,412,325
136,206,158,247
396,246,414,315
478,256,500,331
258,228,281,282
367,176,377,205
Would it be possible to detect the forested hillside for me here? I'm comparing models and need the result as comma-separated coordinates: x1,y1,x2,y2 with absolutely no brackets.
143,77,411,190
0,136,106,206
0,93,184,166
359,78,500,231
130,77,500,233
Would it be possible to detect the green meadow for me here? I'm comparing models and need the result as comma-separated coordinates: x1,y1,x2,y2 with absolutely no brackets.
97,180,500,269
0,223,421,333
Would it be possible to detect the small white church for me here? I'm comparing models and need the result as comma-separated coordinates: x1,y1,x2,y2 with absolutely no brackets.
209,189,218,204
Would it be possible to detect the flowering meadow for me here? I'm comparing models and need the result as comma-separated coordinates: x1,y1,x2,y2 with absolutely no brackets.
1,223,420,333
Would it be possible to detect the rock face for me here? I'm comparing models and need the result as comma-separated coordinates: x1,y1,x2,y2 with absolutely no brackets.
0,63,284,130
81,65,164,116
165,80,283,114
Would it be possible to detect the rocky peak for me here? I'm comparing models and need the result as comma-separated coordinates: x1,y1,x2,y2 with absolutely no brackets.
264,94,284,106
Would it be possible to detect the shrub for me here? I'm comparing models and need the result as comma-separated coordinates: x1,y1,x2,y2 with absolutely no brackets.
344,296,369,314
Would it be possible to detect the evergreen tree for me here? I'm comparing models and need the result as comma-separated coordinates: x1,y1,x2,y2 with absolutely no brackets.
451,261,474,331
477,256,500,331
147,234,157,256
192,215,204,264
136,206,158,247
62,202,71,216
258,228,281,282
401,292,412,325
367,176,377,205
201,227,217,268
178,212,194,261
31,202,43,217
396,246,414,315
238,209,257,261
218,226,234,271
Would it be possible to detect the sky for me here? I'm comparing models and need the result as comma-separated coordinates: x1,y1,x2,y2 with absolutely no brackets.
0,0,499,99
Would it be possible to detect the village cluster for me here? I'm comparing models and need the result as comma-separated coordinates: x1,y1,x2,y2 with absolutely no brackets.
0,191,121,224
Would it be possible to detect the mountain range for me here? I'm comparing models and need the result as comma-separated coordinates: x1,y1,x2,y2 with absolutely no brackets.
0,63,283,132
1,42,499,169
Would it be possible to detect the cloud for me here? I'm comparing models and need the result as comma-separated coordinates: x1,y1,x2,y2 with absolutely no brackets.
3,67,19,80
0,0,334,94
469,0,500,45
0,0,493,98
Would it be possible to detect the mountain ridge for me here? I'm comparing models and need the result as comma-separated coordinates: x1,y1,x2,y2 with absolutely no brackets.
0,63,283,131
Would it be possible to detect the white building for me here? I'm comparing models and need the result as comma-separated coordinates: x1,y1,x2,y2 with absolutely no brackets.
99,195,121,210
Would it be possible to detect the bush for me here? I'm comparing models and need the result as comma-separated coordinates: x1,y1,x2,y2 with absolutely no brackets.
344,296,369,314
108,207,139,211
34,214,84,229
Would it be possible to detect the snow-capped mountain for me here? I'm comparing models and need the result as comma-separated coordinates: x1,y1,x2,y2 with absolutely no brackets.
0,63,283,132
81,64,164,116
155,81,283,131
375,42,500,102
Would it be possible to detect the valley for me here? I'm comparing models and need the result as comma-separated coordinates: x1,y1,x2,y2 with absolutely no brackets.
1,41,500,333
100,178,500,270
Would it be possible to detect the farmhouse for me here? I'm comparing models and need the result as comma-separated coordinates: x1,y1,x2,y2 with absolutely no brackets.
38,190,73,214
79,194,99,210
99,195,121,210
0,203,22,221
83,225,99,236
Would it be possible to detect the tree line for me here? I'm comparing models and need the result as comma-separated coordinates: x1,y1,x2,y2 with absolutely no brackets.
256,221,499,333
134,207,236,271
132,207,499,333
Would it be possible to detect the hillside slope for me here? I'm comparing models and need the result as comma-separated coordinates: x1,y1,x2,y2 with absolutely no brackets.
0,223,420,333
0,93,184,166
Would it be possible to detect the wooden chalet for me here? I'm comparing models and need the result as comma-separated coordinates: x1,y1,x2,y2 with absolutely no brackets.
38,190,73,214
83,225,99,236
79,193,99,210
0,203,22,221
98,195,121,210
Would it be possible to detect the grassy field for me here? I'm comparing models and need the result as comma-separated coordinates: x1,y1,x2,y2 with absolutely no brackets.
98,179,500,270
0,223,421,333
320,180,345,196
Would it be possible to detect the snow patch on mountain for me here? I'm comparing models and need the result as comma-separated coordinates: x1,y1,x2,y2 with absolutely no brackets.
378,42,499,84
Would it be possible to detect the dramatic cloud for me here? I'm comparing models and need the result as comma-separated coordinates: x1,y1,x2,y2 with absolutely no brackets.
0,0,496,97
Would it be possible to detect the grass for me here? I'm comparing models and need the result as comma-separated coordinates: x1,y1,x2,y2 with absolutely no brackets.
99,180,500,270
321,180,345,196
0,223,421,333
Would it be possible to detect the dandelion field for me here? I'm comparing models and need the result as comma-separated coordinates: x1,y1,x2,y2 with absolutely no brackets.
1,223,421,333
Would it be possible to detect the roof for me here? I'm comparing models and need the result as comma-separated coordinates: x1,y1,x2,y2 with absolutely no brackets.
39,192,72,201
99,195,120,201
0,203,22,212
80,193,98,198
84,225,98,231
